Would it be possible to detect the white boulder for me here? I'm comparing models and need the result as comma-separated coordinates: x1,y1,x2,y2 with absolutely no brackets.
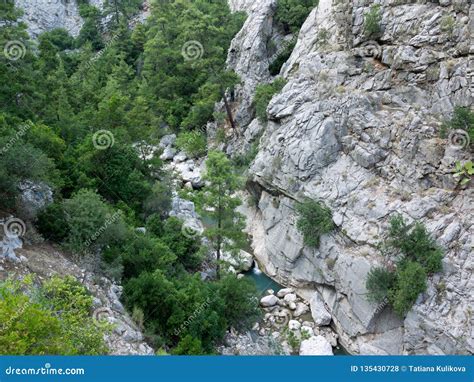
277,288,294,298
299,336,334,356
260,295,279,307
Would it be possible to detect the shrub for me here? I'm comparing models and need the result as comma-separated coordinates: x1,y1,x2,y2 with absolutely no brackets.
42,276,109,355
253,78,287,122
121,236,177,280
175,131,207,158
123,271,179,335
365,267,396,303
295,199,335,248
62,189,125,253
172,335,204,355
36,202,70,242
275,0,320,34
364,215,444,317
389,261,427,316
0,277,108,355
453,160,474,186
0,279,66,355
387,215,443,274
364,5,382,38
143,181,173,219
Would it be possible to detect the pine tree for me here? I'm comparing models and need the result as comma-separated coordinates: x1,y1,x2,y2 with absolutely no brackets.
197,151,246,278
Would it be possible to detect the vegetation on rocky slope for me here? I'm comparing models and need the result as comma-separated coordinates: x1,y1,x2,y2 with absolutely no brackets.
366,215,444,316
0,0,258,355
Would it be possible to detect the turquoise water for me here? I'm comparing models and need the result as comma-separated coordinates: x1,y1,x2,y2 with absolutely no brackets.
243,266,283,296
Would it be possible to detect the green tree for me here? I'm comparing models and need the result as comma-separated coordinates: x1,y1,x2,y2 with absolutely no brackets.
172,335,204,355
196,151,246,278
387,215,443,274
216,275,260,331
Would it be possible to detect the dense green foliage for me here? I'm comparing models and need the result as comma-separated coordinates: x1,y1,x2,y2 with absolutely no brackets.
0,276,108,355
365,215,444,316
0,1,259,355
386,215,443,274
295,199,335,248
176,131,207,158
389,261,427,316
253,78,287,122
365,267,396,304
275,0,319,34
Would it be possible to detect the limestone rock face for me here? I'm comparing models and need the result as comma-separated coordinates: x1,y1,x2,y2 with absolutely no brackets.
224,0,473,355
310,293,332,326
14,0,102,38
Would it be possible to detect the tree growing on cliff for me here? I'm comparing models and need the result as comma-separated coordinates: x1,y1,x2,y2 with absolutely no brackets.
196,151,246,278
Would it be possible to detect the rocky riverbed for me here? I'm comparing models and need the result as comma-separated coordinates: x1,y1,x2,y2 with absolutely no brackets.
219,285,341,355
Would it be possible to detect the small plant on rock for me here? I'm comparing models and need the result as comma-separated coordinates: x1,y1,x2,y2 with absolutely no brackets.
453,160,474,187
295,199,335,248
253,78,287,122
364,5,382,38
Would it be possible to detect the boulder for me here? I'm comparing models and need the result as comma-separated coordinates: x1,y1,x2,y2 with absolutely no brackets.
288,320,301,331
294,302,310,317
283,293,297,303
276,288,294,298
159,146,176,161
299,336,334,356
159,134,176,148
18,181,53,218
310,293,332,326
260,295,279,307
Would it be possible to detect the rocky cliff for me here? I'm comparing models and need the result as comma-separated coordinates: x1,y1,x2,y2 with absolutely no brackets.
224,0,473,355
15,0,102,38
